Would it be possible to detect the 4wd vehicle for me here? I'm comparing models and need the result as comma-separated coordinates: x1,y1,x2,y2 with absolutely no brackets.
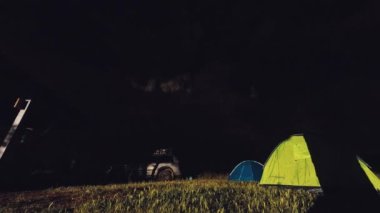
104,148,181,183
145,148,181,181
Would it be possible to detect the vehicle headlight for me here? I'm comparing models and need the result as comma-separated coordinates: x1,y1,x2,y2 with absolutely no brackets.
147,163,157,171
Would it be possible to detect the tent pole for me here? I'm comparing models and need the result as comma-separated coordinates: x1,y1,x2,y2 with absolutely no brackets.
0,98,32,159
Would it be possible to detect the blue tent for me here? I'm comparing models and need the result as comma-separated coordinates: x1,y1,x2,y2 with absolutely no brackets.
228,160,264,182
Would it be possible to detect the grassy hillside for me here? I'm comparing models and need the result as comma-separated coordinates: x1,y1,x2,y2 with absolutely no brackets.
0,179,319,212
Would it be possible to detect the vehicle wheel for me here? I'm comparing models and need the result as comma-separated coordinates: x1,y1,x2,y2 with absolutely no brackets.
156,168,174,181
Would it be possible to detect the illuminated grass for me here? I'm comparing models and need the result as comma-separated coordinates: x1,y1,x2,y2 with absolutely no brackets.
0,179,318,212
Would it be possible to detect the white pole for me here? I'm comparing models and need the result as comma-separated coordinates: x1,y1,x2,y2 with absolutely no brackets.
0,98,31,159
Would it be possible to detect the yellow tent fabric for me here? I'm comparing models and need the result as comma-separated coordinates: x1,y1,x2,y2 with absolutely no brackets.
260,134,380,191
358,157,380,191
259,135,320,187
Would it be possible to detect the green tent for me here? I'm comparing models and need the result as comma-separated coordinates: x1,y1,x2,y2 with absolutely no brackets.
259,134,380,191
358,157,380,191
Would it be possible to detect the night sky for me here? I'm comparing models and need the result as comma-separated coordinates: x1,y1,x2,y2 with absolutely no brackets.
1,0,380,202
